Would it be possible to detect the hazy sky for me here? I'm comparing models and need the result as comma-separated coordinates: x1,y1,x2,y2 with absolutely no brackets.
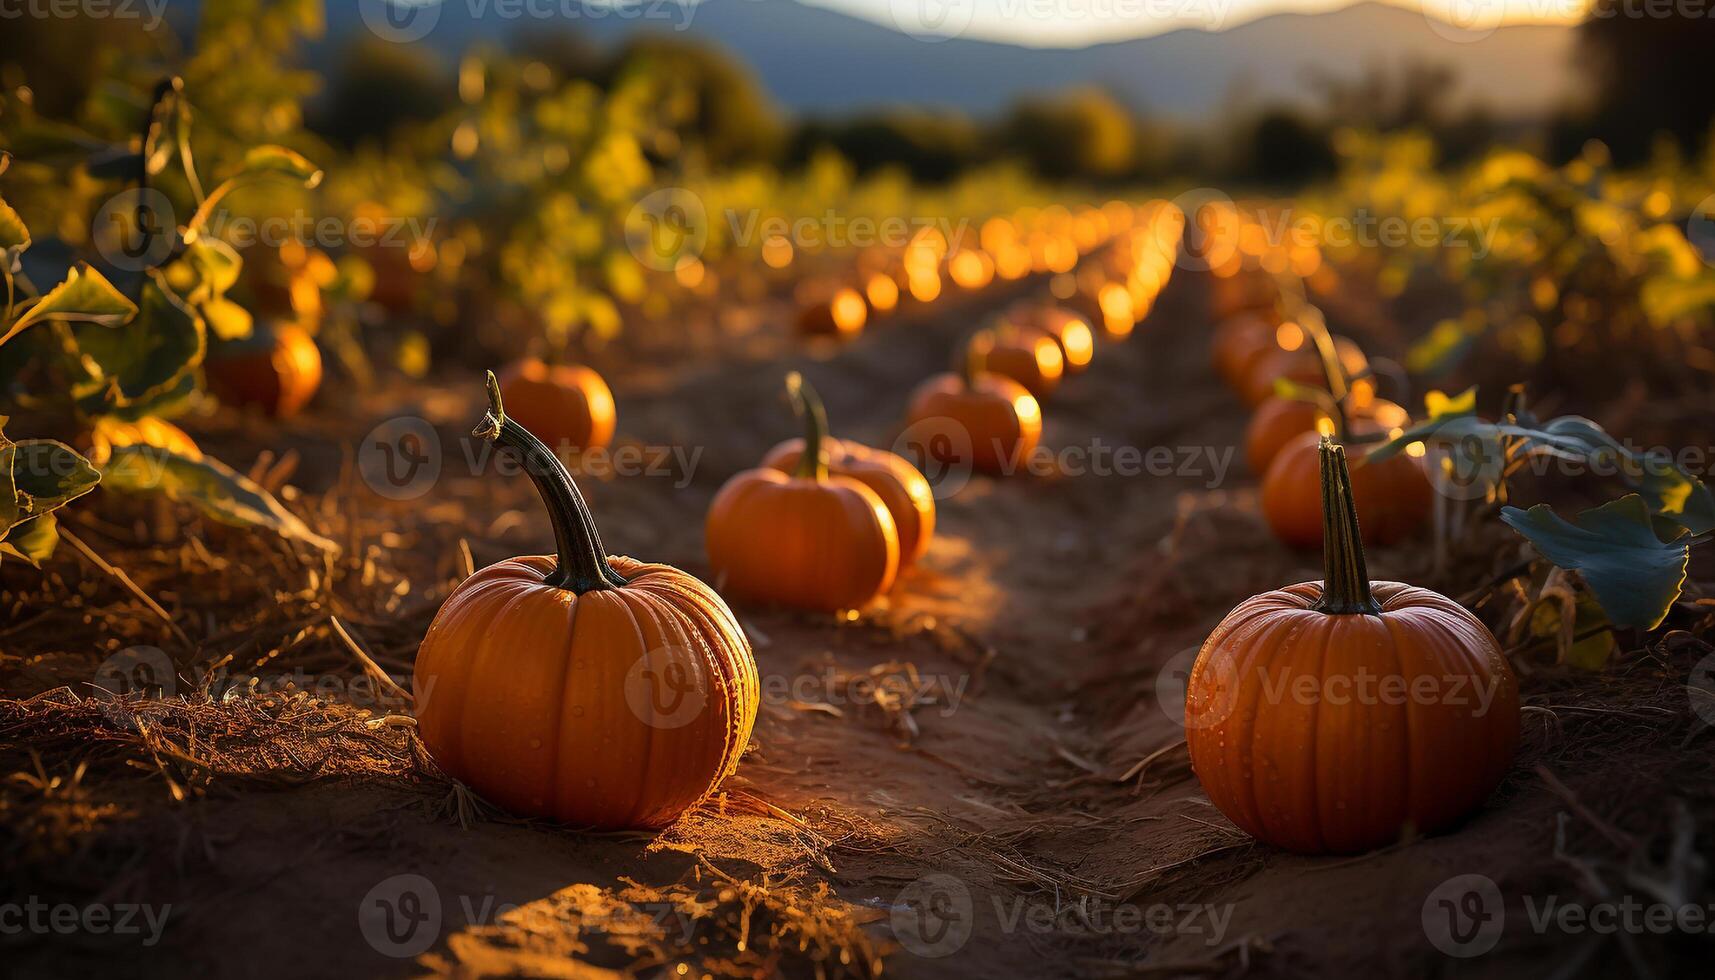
801,0,1584,46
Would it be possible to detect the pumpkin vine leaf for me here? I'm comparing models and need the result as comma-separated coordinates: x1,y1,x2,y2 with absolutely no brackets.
102,445,337,553
1499,495,1692,632
0,263,138,347
0,418,101,566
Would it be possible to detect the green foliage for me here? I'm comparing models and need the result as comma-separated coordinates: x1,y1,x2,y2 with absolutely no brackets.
0,418,100,566
103,445,335,552
1500,496,1691,632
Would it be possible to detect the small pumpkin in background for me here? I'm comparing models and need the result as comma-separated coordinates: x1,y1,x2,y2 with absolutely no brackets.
1210,312,1277,391
761,402,936,568
707,373,899,612
496,357,617,454
414,374,758,829
205,320,323,418
1187,439,1518,854
1246,395,1407,476
796,282,868,339
1240,333,1368,407
1007,302,1094,374
905,333,1042,476
1262,425,1432,548
970,322,1064,401
1209,270,1279,321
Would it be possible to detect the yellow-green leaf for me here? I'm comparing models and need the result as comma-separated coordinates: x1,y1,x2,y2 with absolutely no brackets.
2,264,137,346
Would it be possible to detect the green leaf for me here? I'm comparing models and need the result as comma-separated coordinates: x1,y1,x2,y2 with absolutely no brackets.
239,145,323,186
12,439,102,519
201,296,254,341
71,279,205,411
103,445,336,552
1366,386,1479,462
2,264,138,346
181,238,243,299
0,193,29,254
1500,495,1690,631
1,512,61,567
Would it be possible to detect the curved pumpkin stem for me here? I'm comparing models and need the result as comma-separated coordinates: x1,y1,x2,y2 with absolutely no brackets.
475,371,626,593
1312,437,1382,616
1297,308,1351,440
785,371,829,482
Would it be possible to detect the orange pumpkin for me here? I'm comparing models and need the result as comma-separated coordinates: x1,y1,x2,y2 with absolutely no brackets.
1008,303,1094,373
706,374,899,611
414,374,758,828
761,419,935,568
970,324,1064,401
1262,427,1432,549
905,342,1042,477
1240,335,1368,407
1211,313,1277,390
796,284,868,339
497,358,617,454
1187,439,1518,854
205,321,323,418
1246,396,1406,476
1210,270,1279,321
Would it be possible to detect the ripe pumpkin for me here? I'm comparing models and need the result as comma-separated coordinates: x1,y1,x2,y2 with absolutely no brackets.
1210,271,1279,321
1211,313,1277,391
761,431,935,569
415,374,758,828
905,340,1042,477
1246,396,1406,476
1262,427,1432,549
1187,439,1518,854
205,320,323,418
796,284,868,339
496,358,617,454
1008,303,1094,373
1240,335,1368,407
706,374,899,612
970,324,1064,401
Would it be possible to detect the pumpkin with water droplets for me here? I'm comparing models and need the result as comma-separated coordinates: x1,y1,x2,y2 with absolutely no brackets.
1185,439,1518,854
413,373,757,828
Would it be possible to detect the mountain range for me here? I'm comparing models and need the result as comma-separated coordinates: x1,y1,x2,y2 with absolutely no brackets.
313,0,1578,118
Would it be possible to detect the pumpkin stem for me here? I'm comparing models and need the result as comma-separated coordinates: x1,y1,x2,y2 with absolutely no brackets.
960,330,992,390
475,371,626,593
1312,437,1382,616
1299,308,1350,439
785,371,829,482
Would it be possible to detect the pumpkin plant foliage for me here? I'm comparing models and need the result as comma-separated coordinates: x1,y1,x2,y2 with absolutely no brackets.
0,416,100,567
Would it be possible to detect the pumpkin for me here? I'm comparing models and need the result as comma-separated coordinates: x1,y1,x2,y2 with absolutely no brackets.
1008,303,1094,373
1262,427,1432,548
496,358,617,454
905,338,1042,477
414,373,758,829
205,320,323,418
1246,396,1406,476
1240,335,1368,407
761,401,935,568
796,284,868,339
1186,439,1518,854
1211,313,1277,391
970,323,1064,400
1210,271,1279,321
706,373,899,611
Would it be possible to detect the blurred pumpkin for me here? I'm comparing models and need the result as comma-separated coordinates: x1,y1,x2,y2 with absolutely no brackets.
1240,335,1368,407
205,321,323,418
1187,439,1518,854
496,358,617,454
1008,303,1094,373
1261,428,1432,549
1209,270,1279,321
905,335,1042,477
1211,313,1277,390
706,374,899,612
971,324,1064,401
414,374,758,829
1246,396,1405,475
796,283,868,339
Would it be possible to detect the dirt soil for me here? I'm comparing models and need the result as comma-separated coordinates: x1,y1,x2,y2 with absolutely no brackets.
3,264,1714,979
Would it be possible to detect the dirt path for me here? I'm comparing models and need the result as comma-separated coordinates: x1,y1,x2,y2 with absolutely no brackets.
5,263,1711,979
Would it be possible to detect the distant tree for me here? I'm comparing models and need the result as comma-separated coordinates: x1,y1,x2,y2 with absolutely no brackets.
1566,3,1715,163
311,38,454,150
1242,108,1335,188
605,38,784,167
998,88,1136,182
790,111,981,183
